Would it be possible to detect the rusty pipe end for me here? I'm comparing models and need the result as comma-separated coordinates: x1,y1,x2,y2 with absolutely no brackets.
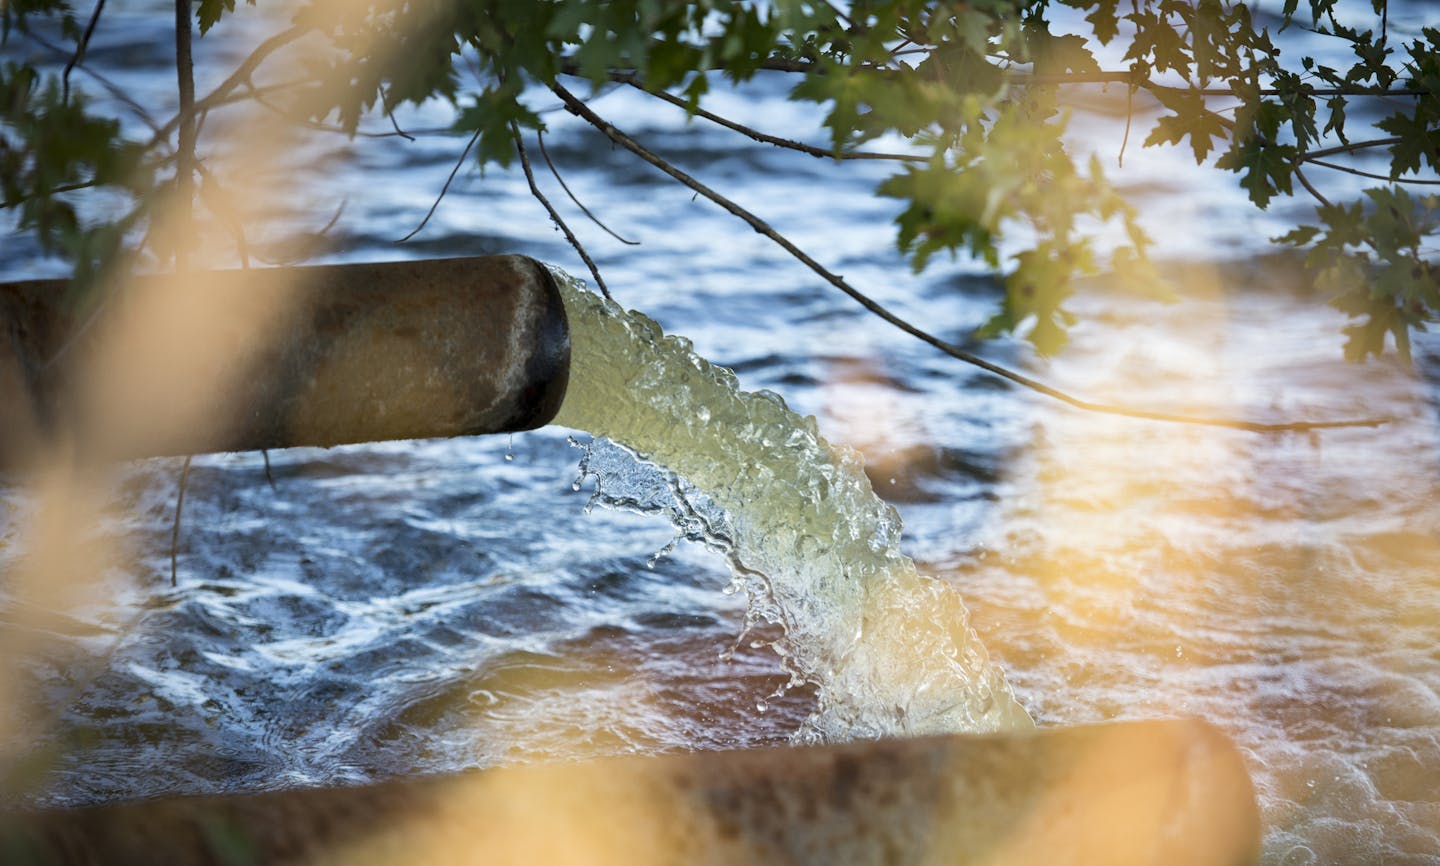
499,257,569,433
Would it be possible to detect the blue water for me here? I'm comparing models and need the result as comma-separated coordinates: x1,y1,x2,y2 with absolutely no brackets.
3,2,1439,863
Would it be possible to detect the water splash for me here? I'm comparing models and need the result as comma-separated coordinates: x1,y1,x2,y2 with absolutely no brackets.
550,270,1032,740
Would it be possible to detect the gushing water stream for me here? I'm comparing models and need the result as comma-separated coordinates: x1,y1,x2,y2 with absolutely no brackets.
550,269,1032,740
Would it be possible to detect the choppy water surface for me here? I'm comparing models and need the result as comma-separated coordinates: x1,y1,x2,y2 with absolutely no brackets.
3,2,1440,863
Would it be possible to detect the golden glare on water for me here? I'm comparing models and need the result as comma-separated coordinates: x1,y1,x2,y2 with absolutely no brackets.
933,262,1440,864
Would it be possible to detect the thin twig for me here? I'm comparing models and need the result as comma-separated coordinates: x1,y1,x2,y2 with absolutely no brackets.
379,85,416,141
397,127,481,243
551,81,1390,434
552,42,1432,100
174,0,196,269
780,57,1429,98
62,0,108,103
567,54,1431,100
23,29,164,135
514,123,613,300
1306,157,1440,185
168,0,197,590
613,72,926,163
170,456,193,586
1119,80,1136,167
536,129,639,245
1299,137,1403,162
2,179,103,208
262,450,277,491
1294,164,1332,209
145,24,313,153
244,81,429,138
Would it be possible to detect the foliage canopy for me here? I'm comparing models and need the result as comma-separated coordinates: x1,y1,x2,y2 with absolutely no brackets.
2,0,1438,361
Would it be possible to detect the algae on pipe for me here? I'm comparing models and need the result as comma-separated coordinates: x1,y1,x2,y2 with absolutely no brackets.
551,272,1032,739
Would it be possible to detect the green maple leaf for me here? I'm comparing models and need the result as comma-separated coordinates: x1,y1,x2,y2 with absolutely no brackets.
1084,0,1120,45
1143,88,1232,163
196,0,234,34
1377,110,1439,177
1217,137,1295,208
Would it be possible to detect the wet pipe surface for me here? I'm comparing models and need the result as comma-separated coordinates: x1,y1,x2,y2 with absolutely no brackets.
2,720,1258,866
0,256,570,465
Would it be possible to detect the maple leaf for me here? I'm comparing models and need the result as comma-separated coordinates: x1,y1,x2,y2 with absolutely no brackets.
1378,110,1439,177
1143,88,1233,163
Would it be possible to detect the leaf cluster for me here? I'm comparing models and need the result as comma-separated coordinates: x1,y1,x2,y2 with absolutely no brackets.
2,0,1438,361
0,57,149,282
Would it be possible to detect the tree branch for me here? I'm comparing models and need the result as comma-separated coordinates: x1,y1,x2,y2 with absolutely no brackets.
145,24,313,153
1299,137,1403,163
536,129,639,246
243,81,434,139
170,455,192,586
514,123,614,300
174,0,196,268
23,23,170,159
736,56,1433,98
612,72,925,164
62,0,107,103
396,127,480,243
2,179,105,208
550,81,1390,434
1294,164,1332,209
378,84,416,141
1306,157,1440,185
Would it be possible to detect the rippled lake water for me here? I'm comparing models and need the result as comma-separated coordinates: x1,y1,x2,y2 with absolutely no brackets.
3,2,1439,863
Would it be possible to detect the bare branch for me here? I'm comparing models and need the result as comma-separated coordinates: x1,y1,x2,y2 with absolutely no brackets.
1294,164,1333,209
22,29,164,135
753,56,1430,98
62,0,108,103
612,72,925,164
514,123,614,301
2,179,104,208
243,81,433,139
170,455,193,586
379,85,416,141
397,127,480,243
1299,137,1403,163
1118,81,1136,167
1306,157,1440,185
550,81,1390,434
145,24,314,153
175,0,196,269
536,129,639,245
